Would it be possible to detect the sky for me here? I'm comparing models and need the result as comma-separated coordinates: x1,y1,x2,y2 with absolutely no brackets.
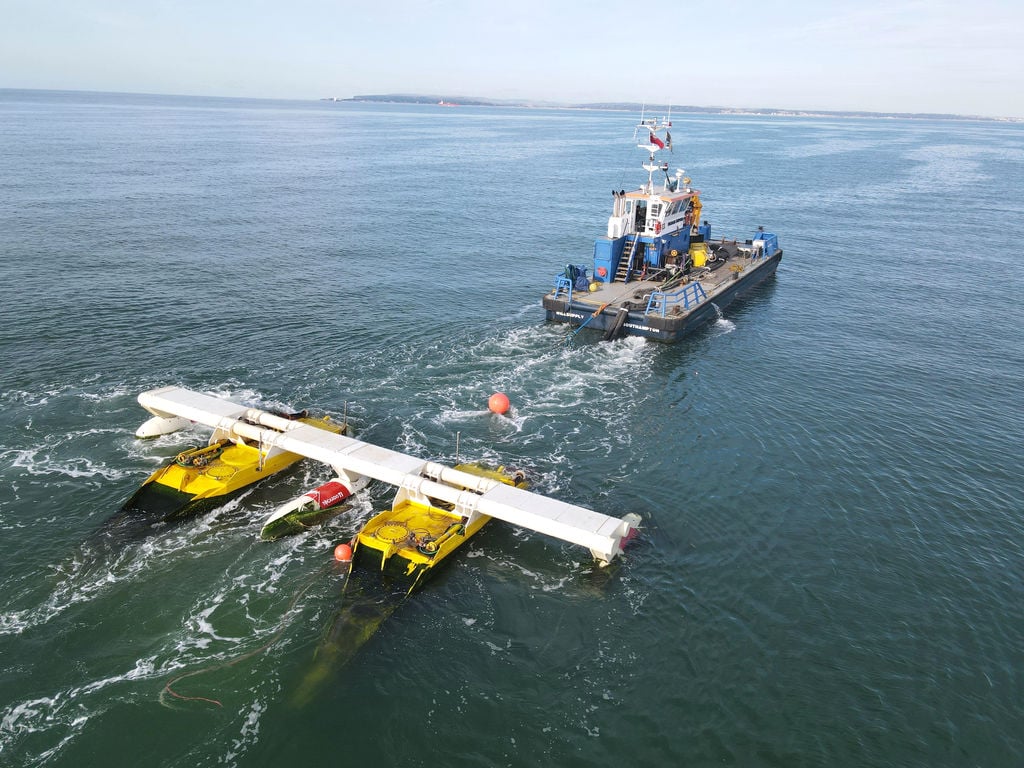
2,0,1023,119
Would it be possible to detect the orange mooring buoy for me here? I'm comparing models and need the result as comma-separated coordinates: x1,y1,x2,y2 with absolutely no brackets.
488,392,510,415
334,542,353,562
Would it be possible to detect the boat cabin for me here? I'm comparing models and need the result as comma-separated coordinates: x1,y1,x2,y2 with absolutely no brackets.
608,187,701,240
596,179,709,284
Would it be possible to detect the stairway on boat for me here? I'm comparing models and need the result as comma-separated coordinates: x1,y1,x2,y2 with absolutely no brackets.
614,236,642,283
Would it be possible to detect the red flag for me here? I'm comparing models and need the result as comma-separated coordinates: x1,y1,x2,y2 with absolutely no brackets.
649,132,665,149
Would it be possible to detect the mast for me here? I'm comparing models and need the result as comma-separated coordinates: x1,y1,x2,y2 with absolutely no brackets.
636,115,672,193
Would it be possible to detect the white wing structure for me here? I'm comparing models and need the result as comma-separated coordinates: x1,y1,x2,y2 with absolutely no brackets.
136,386,638,563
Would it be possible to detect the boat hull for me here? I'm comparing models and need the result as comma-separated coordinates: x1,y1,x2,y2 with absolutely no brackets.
543,249,782,342
118,416,343,525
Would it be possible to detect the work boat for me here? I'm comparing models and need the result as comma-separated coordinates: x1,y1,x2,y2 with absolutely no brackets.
542,116,782,342
119,397,353,526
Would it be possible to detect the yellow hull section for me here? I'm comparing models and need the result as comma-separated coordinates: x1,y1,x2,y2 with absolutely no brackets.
357,499,489,576
353,464,526,590
146,441,295,500
139,416,341,506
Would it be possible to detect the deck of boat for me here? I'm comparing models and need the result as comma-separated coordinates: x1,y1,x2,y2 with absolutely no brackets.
542,236,782,343
567,243,766,314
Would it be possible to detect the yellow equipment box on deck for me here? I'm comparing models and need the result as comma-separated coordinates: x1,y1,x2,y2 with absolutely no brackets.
689,242,708,267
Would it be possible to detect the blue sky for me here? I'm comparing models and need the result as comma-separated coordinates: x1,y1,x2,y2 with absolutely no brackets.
3,0,1022,118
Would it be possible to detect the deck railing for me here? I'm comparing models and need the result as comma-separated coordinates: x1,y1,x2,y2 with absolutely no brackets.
552,275,574,301
644,281,708,317
552,264,589,301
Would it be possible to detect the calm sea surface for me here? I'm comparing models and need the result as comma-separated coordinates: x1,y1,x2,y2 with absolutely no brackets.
1,90,1022,767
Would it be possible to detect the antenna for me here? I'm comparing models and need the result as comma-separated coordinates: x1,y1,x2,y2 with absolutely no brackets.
633,102,648,143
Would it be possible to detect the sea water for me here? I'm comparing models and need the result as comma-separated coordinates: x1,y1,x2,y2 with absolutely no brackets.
1,89,1022,767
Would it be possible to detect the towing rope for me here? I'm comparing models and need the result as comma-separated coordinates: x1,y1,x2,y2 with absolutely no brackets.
565,305,605,344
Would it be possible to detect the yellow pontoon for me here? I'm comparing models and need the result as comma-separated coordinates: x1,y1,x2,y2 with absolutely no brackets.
352,464,527,592
120,407,343,523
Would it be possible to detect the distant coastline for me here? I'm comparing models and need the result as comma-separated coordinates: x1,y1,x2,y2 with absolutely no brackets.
326,93,1021,123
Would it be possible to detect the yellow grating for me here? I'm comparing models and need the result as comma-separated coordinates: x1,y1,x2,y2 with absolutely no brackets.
205,464,237,480
372,522,410,543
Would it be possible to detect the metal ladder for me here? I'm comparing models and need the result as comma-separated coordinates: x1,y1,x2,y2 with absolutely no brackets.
615,235,641,283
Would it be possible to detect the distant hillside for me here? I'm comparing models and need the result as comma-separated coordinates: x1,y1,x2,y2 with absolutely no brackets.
337,93,497,107
331,94,1018,122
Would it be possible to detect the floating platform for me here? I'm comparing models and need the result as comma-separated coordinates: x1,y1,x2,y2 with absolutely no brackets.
135,386,638,564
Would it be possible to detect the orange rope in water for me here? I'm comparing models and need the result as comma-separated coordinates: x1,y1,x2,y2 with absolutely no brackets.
160,562,342,709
